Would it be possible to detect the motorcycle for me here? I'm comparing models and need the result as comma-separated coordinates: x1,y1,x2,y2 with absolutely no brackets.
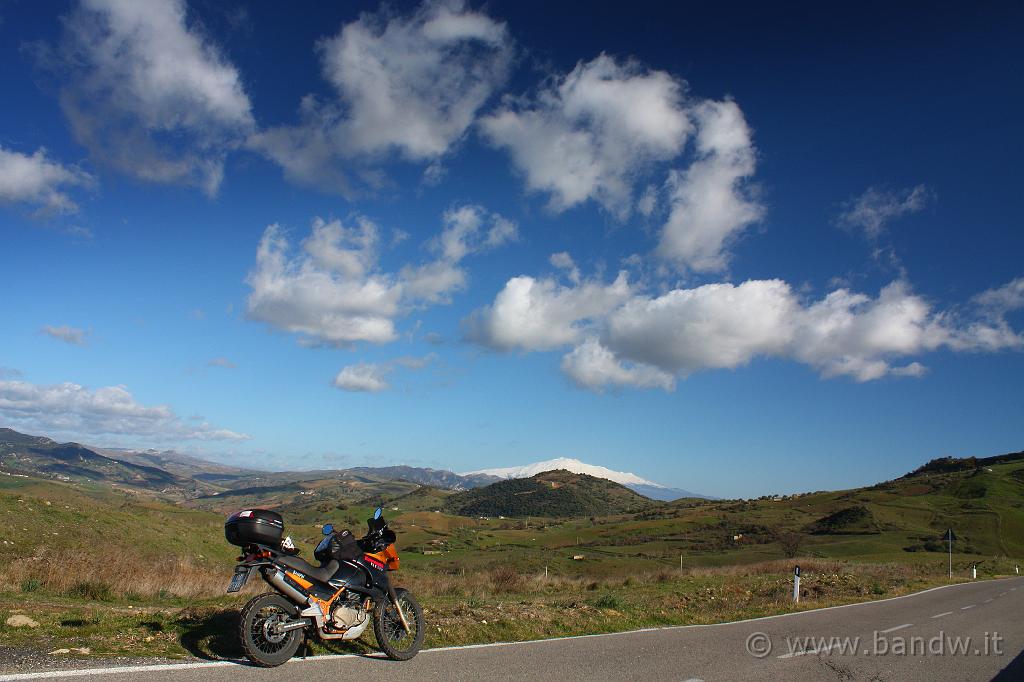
224,506,424,667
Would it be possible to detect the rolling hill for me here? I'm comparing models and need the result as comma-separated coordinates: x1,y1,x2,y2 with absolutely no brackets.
0,428,210,497
465,456,712,500
443,469,656,518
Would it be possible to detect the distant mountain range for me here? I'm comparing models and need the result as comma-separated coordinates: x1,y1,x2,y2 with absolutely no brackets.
465,457,712,501
1,427,710,504
0,428,211,497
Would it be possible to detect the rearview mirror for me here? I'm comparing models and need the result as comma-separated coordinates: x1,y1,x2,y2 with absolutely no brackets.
322,523,334,535
373,507,382,520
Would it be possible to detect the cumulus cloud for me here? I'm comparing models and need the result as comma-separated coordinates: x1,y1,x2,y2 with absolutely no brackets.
481,55,763,270
333,353,437,392
250,0,511,194
465,272,631,351
333,363,390,392
246,207,516,346
0,377,249,441
246,219,402,346
480,54,690,217
402,204,518,303
41,325,89,346
655,100,762,272
561,338,675,391
0,146,93,215
838,184,932,239
47,0,254,195
549,251,580,284
468,268,1023,391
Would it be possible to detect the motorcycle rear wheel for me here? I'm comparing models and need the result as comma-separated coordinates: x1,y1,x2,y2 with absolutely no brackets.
373,588,424,660
239,593,303,667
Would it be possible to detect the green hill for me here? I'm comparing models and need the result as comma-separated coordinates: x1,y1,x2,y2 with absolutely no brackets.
0,428,210,498
443,469,655,518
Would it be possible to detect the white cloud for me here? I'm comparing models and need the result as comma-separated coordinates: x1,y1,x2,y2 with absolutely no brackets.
481,56,764,270
333,363,390,392
467,268,1024,391
637,184,658,217
0,146,93,215
480,53,690,216
41,325,89,346
561,338,675,392
246,207,516,346
549,251,580,284
49,0,254,195
0,377,249,441
973,277,1024,313
245,220,403,346
838,184,932,239
402,204,517,304
251,0,511,193
655,100,762,272
606,279,796,374
465,272,631,351
207,357,237,369
333,353,437,393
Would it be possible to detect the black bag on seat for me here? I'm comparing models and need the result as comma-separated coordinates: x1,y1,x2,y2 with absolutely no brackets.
315,529,361,562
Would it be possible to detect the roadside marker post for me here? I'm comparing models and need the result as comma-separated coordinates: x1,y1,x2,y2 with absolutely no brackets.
972,564,977,580
793,565,801,603
944,529,955,579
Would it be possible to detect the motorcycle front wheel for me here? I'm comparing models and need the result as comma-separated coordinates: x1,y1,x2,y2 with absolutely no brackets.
238,593,303,667
373,588,424,660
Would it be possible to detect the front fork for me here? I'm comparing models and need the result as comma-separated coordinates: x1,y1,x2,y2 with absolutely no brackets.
383,576,411,634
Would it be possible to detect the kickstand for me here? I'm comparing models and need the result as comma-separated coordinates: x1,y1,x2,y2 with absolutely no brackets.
301,635,311,659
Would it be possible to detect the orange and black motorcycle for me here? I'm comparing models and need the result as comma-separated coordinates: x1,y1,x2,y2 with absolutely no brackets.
224,506,423,666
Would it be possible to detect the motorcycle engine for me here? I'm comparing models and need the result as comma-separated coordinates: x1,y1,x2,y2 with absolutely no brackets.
330,596,367,630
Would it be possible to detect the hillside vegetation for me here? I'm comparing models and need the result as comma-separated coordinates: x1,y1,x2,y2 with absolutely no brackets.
443,470,655,518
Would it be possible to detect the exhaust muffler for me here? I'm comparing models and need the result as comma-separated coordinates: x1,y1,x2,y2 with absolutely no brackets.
265,569,309,606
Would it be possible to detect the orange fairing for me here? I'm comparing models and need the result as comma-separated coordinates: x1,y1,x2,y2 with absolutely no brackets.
367,543,400,570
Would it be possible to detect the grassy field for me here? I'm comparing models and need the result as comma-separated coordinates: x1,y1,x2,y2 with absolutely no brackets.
1,456,1022,664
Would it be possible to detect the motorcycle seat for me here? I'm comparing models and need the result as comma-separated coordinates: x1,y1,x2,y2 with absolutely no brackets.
277,554,339,584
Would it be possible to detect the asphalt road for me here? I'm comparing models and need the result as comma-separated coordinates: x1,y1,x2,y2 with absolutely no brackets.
3,577,1022,682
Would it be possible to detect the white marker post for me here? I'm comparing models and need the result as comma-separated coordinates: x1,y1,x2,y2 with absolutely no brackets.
793,565,801,603
1016,565,1019,575
944,529,955,579
972,564,977,580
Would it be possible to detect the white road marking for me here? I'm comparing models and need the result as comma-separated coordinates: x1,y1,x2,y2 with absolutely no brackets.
931,611,953,618
984,598,993,603
960,605,975,610
880,623,913,633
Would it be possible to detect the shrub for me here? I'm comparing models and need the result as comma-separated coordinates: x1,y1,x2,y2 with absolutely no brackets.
67,580,113,601
593,593,625,610
20,578,41,593
778,532,803,558
488,567,523,593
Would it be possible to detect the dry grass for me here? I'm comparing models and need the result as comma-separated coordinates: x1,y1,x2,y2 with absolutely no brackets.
399,557,927,601
0,552,232,600
0,552,933,604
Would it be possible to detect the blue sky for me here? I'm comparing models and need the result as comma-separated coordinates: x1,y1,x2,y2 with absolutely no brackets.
1,0,1022,498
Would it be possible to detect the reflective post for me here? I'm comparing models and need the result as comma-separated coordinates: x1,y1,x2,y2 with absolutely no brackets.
793,565,801,603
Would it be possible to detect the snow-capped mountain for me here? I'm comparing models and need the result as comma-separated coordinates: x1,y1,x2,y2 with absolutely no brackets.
466,457,659,487
463,457,712,501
